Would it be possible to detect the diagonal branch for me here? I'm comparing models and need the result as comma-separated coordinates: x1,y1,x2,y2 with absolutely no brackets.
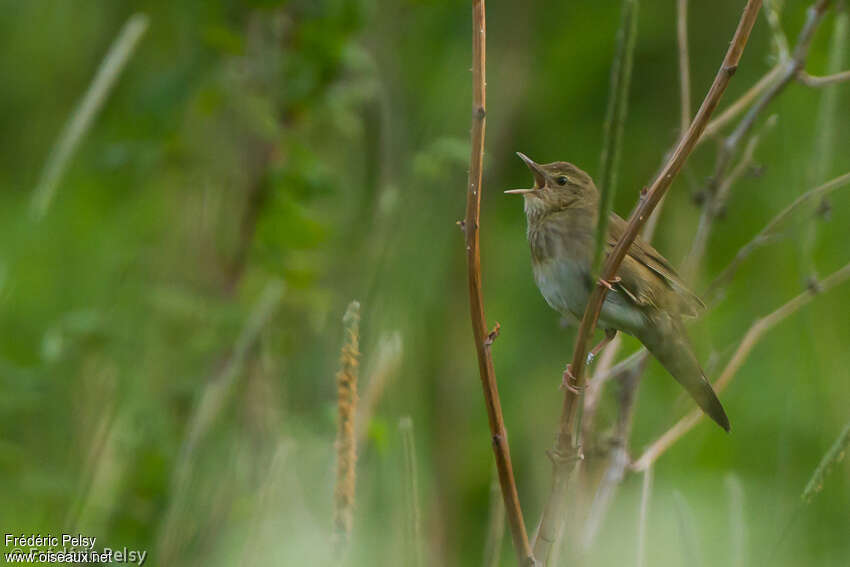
531,2,763,563
463,2,535,565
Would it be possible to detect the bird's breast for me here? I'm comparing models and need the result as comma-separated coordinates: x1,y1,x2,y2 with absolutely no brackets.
532,258,591,317
527,218,593,317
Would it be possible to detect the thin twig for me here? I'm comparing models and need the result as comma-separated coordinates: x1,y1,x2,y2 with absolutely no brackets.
797,69,850,85
463,1,535,564
399,417,424,567
677,0,691,133
31,14,149,218
706,171,850,298
633,261,850,471
532,4,762,562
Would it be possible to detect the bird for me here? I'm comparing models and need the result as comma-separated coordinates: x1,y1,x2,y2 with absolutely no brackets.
505,152,730,432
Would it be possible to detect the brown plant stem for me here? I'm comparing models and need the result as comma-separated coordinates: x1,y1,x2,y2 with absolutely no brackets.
531,3,762,562
463,1,535,565
632,261,850,471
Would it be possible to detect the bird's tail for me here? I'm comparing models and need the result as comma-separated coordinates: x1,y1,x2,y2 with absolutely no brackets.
638,315,730,432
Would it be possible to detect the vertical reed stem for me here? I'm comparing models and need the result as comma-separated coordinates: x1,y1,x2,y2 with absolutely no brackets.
463,1,535,564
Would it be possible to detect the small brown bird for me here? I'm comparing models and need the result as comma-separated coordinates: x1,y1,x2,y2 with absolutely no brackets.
506,153,730,431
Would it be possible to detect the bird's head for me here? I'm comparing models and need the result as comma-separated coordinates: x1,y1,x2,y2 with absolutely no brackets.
505,152,597,218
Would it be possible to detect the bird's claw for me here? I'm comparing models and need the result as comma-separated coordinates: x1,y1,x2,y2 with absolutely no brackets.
597,276,621,291
560,364,585,394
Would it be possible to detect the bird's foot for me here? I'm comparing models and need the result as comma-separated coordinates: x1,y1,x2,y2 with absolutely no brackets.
560,364,585,394
597,276,622,291
587,328,618,367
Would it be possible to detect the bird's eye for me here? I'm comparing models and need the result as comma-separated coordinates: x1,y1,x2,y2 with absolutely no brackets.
556,176,569,186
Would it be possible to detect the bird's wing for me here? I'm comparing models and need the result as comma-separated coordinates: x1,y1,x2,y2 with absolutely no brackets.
606,213,705,317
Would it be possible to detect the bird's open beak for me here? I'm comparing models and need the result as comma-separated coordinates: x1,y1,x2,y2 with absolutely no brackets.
504,152,545,195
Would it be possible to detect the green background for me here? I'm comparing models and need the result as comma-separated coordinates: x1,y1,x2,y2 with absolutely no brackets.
1,0,848,565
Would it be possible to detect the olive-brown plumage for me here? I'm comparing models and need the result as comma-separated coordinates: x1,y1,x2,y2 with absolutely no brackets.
507,153,729,431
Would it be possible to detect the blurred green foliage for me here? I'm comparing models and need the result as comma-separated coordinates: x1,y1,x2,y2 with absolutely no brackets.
1,1,849,566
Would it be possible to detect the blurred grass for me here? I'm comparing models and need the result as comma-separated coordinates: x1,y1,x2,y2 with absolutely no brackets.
0,1,848,566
